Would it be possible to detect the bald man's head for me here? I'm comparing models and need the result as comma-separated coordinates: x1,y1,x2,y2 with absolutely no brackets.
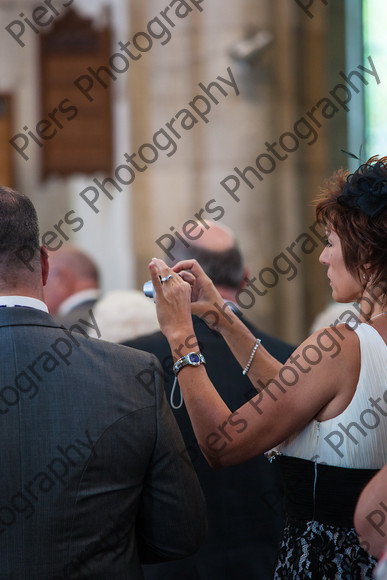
169,220,246,291
44,246,99,314
188,220,236,253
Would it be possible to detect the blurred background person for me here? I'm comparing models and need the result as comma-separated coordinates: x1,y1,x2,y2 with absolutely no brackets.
310,301,360,333
86,289,160,343
126,220,295,580
44,246,100,327
44,246,159,343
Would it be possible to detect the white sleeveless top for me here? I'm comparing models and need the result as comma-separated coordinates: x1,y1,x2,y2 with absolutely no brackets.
275,323,387,469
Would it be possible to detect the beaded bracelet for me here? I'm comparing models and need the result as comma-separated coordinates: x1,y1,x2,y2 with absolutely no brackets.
242,338,261,375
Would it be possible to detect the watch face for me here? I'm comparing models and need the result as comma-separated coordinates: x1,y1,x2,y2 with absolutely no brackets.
188,353,200,364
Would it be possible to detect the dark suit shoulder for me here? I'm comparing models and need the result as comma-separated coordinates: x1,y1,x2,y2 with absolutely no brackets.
189,315,295,364
242,320,295,363
124,331,171,364
125,330,168,350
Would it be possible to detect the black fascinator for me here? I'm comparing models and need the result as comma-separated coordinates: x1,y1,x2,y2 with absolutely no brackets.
337,158,387,217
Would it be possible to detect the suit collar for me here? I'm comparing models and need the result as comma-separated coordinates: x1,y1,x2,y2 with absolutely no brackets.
0,306,61,330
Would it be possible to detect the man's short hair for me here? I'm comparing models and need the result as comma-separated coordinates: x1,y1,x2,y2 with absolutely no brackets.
169,244,245,289
0,186,40,271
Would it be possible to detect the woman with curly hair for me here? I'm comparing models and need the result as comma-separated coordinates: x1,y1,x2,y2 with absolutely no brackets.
148,156,387,579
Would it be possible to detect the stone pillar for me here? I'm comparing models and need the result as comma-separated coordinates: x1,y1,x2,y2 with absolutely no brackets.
128,0,347,344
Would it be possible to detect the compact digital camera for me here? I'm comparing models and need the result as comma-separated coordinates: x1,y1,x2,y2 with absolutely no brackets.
143,280,155,299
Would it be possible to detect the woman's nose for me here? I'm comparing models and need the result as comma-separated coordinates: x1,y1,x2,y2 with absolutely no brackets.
319,247,329,265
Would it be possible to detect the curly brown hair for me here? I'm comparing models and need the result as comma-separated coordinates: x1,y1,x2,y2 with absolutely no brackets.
315,155,387,302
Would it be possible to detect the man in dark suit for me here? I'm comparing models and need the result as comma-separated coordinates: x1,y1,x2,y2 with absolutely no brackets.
44,245,100,327
125,221,295,580
0,186,206,579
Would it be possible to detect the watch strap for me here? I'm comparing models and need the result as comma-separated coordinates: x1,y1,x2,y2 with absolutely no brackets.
173,352,206,376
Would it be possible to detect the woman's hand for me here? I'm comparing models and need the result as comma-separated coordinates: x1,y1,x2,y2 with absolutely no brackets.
148,258,194,344
172,259,229,330
149,257,232,343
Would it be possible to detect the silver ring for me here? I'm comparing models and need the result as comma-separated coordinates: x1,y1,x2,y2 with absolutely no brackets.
160,274,173,283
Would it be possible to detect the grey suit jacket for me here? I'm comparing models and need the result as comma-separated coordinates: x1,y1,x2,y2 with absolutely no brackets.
0,307,206,580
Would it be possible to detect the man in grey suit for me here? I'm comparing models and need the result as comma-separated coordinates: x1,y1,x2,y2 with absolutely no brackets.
44,246,100,327
0,186,206,579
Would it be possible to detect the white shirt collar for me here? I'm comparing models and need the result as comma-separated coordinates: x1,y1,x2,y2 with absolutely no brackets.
58,289,100,316
0,296,48,313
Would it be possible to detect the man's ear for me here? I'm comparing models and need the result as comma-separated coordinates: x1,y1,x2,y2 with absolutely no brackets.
41,247,49,286
239,266,250,290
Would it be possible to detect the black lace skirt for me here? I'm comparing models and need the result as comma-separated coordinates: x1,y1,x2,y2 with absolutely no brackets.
273,455,379,579
274,518,377,579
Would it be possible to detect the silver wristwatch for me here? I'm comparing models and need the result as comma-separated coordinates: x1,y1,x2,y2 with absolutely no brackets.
173,352,206,376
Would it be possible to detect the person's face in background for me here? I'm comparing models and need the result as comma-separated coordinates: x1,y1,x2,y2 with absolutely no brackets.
43,255,74,314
